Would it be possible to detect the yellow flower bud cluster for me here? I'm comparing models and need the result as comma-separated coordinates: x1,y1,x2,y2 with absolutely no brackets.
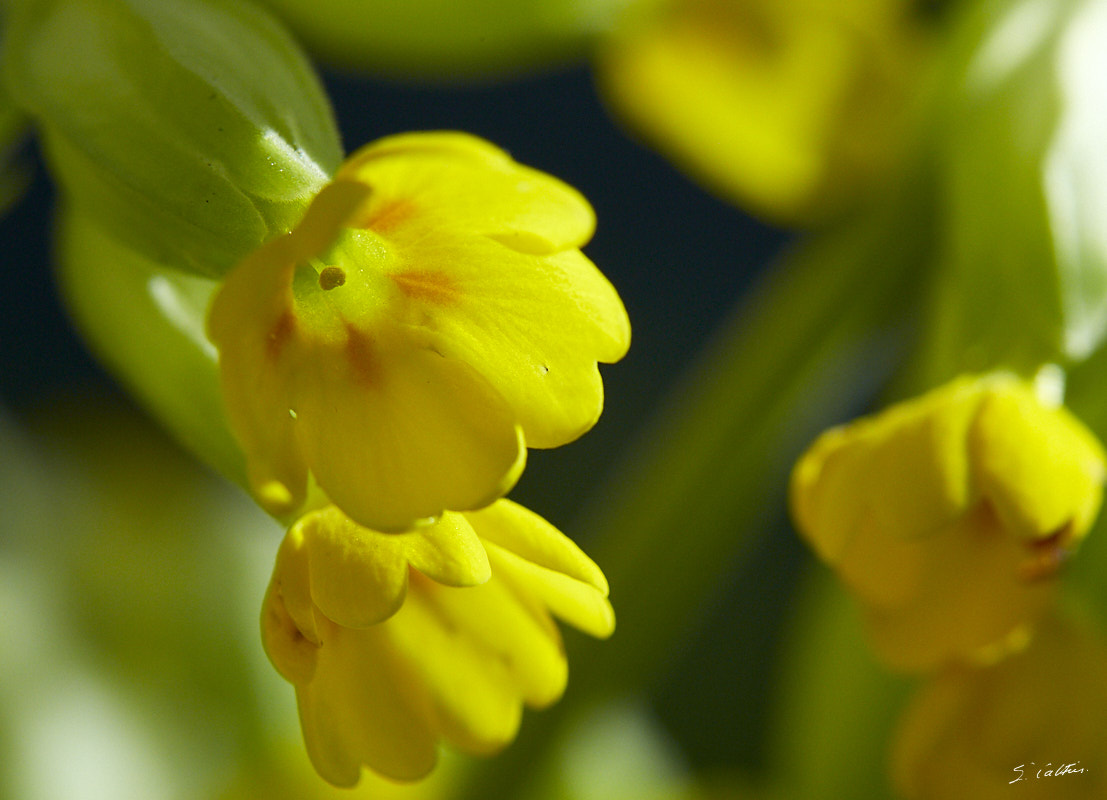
791,372,1106,671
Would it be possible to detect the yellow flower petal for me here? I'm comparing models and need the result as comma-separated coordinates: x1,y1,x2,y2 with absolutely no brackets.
791,376,980,562
338,131,596,254
206,232,306,516
294,332,527,532
296,620,439,785
384,236,629,447
892,615,1107,800
466,498,609,593
342,133,629,448
387,573,544,752
969,384,1107,543
597,0,927,224
261,498,613,786
261,545,319,686
295,506,491,629
486,541,616,640
858,507,1053,671
207,179,371,515
267,525,321,645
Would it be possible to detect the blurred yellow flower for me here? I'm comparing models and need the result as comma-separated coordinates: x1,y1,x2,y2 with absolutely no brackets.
891,614,1107,799
597,0,928,225
208,132,630,532
790,373,1106,671
261,498,614,786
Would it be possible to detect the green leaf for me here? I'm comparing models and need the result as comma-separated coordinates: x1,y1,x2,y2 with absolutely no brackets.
921,0,1107,378
4,0,342,277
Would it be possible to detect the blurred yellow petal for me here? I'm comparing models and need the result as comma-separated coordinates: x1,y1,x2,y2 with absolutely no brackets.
598,0,929,224
969,384,1106,545
859,507,1052,671
892,614,1107,799
791,373,1106,670
209,131,628,530
792,377,980,562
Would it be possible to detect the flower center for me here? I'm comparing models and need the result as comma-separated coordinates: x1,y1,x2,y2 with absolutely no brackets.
291,227,395,336
319,266,346,290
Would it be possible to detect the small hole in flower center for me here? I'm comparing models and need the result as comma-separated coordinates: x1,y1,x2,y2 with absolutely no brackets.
319,267,346,291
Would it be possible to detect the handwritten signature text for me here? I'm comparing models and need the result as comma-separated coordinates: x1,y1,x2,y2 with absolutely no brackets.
1010,762,1087,784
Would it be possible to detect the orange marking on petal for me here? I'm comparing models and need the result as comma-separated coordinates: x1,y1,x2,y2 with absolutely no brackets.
344,325,380,387
391,270,459,306
360,199,417,234
267,311,297,360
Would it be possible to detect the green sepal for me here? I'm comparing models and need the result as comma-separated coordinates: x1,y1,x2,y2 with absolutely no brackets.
921,0,1107,379
4,0,342,277
56,206,248,492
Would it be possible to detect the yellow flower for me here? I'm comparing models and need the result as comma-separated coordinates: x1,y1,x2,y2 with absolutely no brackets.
891,614,1107,799
261,499,614,786
208,132,630,531
597,0,927,224
790,373,1106,671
